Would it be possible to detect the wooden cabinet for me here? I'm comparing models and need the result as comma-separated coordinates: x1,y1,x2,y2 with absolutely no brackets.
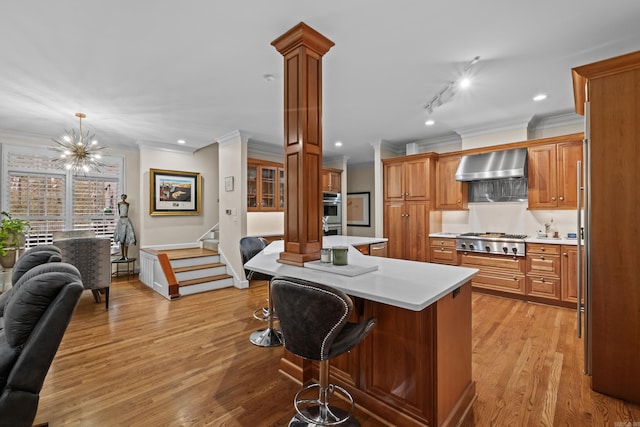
528,140,582,209
526,243,561,300
436,154,468,210
573,51,640,404
248,159,284,211
383,154,436,262
384,201,430,262
383,154,435,202
561,244,583,304
429,237,459,265
322,168,342,193
460,252,526,295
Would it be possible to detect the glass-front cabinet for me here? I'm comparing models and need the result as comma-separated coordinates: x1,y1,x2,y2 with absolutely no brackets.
247,159,284,212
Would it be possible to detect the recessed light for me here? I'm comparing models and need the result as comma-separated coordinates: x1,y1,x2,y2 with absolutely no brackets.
533,94,547,101
335,141,343,147
425,119,435,126
177,139,186,144
263,74,276,82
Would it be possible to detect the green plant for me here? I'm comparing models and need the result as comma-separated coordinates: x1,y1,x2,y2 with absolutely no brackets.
0,211,29,256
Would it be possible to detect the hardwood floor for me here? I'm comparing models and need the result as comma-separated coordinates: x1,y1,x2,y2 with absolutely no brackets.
34,277,640,426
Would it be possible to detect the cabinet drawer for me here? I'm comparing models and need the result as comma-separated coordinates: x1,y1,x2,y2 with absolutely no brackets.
429,238,456,248
430,247,458,265
526,276,561,300
472,271,526,294
526,254,561,277
460,252,525,274
526,243,561,255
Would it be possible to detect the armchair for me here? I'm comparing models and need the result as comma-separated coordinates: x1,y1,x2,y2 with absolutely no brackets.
0,262,83,427
53,236,111,310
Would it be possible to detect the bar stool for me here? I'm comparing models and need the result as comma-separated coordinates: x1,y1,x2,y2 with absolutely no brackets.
270,277,376,427
239,236,282,347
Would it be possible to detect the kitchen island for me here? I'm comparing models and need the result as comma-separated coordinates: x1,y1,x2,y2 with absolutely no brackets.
245,236,479,427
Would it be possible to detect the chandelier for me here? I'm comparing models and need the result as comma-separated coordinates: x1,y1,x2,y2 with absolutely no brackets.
51,113,107,174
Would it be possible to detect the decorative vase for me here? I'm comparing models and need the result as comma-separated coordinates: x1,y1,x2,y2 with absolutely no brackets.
0,250,17,269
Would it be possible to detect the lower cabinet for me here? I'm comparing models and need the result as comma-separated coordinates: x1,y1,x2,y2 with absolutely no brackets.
384,202,430,262
526,243,561,301
460,252,526,295
561,244,584,304
429,238,459,265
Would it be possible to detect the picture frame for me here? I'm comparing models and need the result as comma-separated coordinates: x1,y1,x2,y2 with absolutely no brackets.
149,168,201,216
347,192,370,227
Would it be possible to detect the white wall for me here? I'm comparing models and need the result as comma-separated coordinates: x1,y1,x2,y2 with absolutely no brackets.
346,166,375,237
138,144,219,247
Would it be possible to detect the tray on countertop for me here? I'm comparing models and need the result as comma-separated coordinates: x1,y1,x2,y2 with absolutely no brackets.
304,260,378,277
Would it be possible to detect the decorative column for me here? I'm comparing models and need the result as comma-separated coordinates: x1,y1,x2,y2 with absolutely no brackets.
272,22,334,266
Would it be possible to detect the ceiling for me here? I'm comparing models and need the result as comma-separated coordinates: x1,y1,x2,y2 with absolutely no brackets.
1,1,640,164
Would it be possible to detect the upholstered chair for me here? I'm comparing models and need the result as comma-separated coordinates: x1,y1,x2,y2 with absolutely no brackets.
240,237,282,347
270,277,376,426
0,262,83,427
53,237,111,310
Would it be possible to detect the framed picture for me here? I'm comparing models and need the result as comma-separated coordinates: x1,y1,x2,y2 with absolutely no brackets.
150,168,201,216
347,192,370,227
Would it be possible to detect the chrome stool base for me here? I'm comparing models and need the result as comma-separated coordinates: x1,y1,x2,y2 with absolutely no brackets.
249,327,283,347
288,408,360,427
292,381,356,426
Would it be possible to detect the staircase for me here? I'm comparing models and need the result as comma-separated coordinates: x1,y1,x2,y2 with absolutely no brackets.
164,248,233,296
198,224,219,251
139,244,234,299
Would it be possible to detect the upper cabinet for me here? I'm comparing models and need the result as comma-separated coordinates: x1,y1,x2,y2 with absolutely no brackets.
248,159,285,212
435,154,468,210
322,168,342,193
528,139,582,209
383,154,436,202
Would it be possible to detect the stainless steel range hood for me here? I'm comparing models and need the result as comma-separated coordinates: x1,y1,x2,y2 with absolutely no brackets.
455,148,527,181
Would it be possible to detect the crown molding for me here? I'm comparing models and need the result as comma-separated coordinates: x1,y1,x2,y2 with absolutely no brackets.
528,110,583,131
456,116,532,139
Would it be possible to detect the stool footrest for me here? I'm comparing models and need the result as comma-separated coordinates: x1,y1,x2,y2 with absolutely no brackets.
293,382,355,426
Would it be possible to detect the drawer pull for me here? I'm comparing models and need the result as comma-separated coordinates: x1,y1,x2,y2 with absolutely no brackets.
540,255,545,260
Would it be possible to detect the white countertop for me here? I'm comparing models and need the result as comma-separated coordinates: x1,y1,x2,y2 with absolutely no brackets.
429,232,579,246
525,237,578,245
245,236,478,312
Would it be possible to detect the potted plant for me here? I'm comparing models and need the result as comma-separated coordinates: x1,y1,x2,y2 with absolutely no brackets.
0,211,29,269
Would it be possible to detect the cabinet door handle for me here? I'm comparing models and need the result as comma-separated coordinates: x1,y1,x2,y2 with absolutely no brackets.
559,196,564,201
551,196,557,201
563,253,568,257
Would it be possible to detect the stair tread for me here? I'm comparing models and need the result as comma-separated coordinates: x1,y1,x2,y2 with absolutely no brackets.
160,248,219,260
179,274,233,287
174,262,225,273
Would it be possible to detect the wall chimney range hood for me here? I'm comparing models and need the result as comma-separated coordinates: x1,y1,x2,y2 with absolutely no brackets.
455,148,528,181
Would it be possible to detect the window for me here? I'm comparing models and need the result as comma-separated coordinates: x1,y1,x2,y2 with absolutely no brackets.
1,143,124,248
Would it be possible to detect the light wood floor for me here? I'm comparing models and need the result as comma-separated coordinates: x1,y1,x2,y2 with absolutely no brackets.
34,277,640,426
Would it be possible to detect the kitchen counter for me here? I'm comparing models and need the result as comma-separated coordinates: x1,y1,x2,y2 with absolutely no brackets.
246,235,478,311
248,235,478,427
525,237,579,245
429,232,580,246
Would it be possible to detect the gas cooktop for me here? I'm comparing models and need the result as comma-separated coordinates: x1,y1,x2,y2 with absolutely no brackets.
456,232,528,256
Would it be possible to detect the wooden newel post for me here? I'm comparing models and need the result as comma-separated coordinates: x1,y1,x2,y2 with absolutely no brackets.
272,22,334,266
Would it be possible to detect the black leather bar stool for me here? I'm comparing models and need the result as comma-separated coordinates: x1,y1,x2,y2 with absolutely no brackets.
270,277,376,427
239,236,282,347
